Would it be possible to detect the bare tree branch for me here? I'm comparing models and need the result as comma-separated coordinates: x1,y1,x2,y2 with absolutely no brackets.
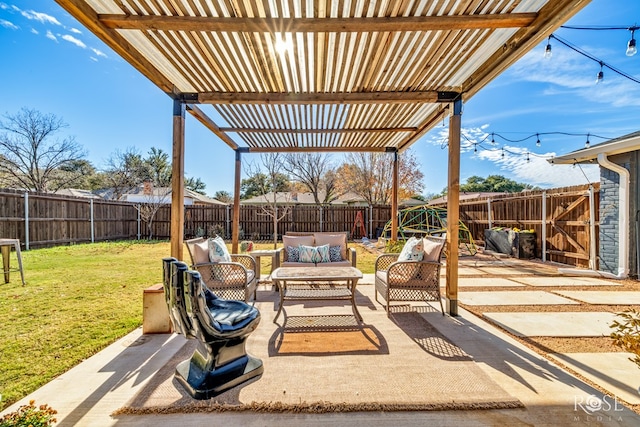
283,153,336,204
0,108,87,192
244,153,292,248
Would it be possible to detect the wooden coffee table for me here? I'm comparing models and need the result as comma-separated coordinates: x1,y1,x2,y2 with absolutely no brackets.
271,266,363,323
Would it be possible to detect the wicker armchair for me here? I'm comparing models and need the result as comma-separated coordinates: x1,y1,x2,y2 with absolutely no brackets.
185,237,258,302
374,235,446,317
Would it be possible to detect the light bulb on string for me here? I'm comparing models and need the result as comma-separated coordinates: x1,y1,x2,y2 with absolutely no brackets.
474,144,478,153
491,133,495,144
585,133,591,148
627,28,637,57
501,148,505,158
526,152,530,163
536,134,541,147
544,36,552,59
596,62,604,84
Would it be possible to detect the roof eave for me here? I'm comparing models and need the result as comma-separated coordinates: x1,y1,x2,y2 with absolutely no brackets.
549,133,640,165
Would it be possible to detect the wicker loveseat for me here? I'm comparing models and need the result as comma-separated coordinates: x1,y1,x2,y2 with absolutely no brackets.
278,231,356,268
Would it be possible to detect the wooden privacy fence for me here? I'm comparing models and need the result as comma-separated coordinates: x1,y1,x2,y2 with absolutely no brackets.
182,204,391,241
0,185,598,268
0,189,390,248
0,189,139,249
430,184,599,269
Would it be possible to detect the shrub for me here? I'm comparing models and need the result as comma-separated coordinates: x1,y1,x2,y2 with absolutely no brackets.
610,309,640,369
384,239,405,253
0,400,57,427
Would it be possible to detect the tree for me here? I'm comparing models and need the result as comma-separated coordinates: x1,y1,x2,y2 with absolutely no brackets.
335,149,424,205
240,171,290,199
102,148,150,200
135,181,171,240
214,190,233,203
57,159,104,190
283,153,336,204
459,175,537,193
185,176,206,194
244,153,291,248
145,147,171,186
0,108,87,192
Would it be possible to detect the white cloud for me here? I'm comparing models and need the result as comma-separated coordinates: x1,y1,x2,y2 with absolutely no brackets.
70,27,81,34
46,30,57,41
62,34,86,49
0,18,17,29
425,126,600,188
507,45,640,108
20,10,61,26
91,48,107,58
477,145,599,187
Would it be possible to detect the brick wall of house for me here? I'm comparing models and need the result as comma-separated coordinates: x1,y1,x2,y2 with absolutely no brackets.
598,153,635,276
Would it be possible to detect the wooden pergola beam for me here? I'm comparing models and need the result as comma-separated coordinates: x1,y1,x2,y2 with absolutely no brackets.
99,13,537,32
220,127,418,134
197,91,443,104
186,104,239,150
245,146,390,153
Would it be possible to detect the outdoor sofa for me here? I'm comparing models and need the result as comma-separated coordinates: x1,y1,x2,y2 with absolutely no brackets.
278,231,356,268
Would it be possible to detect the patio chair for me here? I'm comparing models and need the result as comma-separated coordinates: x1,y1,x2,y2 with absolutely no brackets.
374,235,446,317
163,259,263,399
185,237,257,302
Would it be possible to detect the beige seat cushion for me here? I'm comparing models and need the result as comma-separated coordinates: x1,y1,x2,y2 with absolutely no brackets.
314,233,347,260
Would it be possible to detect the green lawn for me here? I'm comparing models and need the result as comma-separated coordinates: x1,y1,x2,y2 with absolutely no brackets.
0,239,377,410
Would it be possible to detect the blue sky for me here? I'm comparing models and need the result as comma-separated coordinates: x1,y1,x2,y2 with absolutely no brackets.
1,1,640,196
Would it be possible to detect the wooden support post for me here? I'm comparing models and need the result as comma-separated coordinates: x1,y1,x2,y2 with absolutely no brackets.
391,150,399,240
446,99,462,316
232,149,242,254
171,100,185,260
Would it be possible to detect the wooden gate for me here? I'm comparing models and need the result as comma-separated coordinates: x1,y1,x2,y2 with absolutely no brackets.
545,186,598,268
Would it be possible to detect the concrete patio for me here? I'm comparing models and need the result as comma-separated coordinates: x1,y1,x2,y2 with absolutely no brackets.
2,254,640,426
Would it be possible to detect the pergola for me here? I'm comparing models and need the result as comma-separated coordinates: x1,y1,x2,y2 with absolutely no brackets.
55,0,590,315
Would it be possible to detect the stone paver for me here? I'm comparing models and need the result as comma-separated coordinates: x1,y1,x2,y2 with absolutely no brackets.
516,276,622,287
459,291,578,306
483,312,618,337
548,352,640,404
555,291,640,305
439,267,485,276
458,277,525,287
475,266,540,275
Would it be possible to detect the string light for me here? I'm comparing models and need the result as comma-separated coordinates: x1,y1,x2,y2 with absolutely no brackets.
627,28,637,56
456,131,612,164
547,34,640,85
544,36,552,59
560,24,639,58
596,62,604,84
